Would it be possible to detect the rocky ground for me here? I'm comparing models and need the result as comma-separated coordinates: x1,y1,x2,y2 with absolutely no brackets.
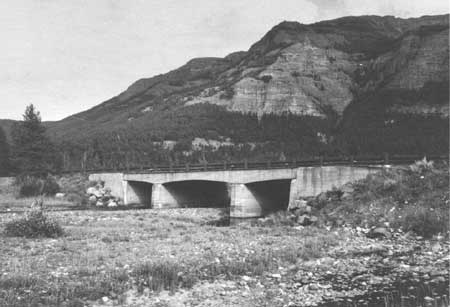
0,208,448,307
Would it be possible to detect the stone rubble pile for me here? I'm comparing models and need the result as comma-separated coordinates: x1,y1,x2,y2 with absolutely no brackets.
288,199,318,226
86,182,122,208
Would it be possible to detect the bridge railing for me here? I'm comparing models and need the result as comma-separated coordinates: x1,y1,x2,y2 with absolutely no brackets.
110,154,447,174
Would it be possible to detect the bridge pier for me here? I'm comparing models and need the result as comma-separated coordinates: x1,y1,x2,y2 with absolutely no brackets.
229,183,263,218
151,183,180,209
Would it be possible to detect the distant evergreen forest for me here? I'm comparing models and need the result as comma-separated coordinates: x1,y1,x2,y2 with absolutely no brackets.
54,103,448,172
1,100,448,175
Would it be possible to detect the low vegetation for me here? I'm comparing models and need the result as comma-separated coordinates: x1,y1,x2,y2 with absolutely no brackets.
14,174,60,198
0,208,343,306
4,206,64,238
311,159,449,238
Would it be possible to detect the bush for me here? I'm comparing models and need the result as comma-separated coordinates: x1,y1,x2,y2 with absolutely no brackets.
313,159,449,236
395,206,448,238
4,207,64,238
134,261,196,293
14,174,60,197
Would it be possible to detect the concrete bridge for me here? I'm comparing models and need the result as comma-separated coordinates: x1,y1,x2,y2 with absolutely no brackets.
89,163,381,218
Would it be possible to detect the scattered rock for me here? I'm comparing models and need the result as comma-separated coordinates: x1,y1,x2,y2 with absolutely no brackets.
55,193,65,198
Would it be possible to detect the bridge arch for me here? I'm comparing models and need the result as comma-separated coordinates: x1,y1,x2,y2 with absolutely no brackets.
230,179,292,218
152,180,230,209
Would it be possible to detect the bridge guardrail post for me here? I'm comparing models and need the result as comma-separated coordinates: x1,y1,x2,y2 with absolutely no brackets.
319,156,323,166
244,159,248,169
223,161,227,170
350,155,354,166
169,162,173,172
203,162,207,171
185,163,189,172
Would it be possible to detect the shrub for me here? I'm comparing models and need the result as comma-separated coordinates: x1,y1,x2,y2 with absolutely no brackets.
14,174,60,197
395,206,448,238
4,207,64,238
133,261,196,293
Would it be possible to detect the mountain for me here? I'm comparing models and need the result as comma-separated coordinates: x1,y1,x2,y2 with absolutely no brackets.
45,14,448,141
1,14,448,171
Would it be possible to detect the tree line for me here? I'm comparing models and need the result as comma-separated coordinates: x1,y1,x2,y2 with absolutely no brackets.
0,103,448,176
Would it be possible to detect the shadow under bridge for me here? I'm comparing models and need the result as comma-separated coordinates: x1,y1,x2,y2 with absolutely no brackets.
125,180,230,209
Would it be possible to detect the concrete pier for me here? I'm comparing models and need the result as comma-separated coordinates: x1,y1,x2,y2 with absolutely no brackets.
230,183,263,218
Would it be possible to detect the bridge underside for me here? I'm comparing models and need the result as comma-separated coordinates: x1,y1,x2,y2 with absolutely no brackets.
124,179,292,217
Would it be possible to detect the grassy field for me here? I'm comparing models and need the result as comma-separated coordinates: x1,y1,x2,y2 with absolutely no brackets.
0,161,448,307
0,208,347,307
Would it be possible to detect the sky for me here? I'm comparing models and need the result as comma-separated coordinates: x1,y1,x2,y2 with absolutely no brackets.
0,0,448,121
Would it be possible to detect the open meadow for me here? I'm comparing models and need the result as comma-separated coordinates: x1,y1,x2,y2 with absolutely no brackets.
0,161,449,307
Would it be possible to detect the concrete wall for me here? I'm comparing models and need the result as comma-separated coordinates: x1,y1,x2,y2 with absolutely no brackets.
294,166,380,198
0,177,14,188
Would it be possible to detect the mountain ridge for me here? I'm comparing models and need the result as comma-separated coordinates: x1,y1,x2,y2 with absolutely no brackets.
1,14,448,168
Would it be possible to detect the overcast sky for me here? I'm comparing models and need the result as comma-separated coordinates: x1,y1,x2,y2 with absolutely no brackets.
1,0,448,121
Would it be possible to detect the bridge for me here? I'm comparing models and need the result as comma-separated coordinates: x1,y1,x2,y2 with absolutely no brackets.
88,155,445,218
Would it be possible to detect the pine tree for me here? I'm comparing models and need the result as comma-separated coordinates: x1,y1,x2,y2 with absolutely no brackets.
0,126,10,175
11,104,58,173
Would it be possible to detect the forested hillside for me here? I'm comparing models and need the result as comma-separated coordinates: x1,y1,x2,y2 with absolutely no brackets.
0,14,448,172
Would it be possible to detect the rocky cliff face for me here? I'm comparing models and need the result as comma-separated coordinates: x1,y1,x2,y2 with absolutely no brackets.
47,14,449,140
184,15,449,117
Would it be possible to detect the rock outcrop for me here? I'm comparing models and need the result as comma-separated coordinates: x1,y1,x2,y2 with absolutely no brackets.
46,14,449,141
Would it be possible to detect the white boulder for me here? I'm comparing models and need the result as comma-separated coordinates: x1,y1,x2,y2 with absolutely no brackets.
55,193,65,198
107,201,118,208
86,187,97,195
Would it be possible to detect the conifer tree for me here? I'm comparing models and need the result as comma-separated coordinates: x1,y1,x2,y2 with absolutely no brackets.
11,104,58,173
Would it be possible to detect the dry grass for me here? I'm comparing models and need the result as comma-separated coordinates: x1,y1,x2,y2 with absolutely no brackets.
0,177,78,212
0,208,340,306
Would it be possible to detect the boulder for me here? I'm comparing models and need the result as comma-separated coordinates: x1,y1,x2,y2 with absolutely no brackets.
309,216,318,223
288,199,308,211
341,184,355,199
95,201,104,207
293,206,312,215
297,214,318,226
367,227,392,239
107,201,118,208
93,189,103,198
86,187,97,195
55,193,65,198
297,215,311,225
88,195,97,205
